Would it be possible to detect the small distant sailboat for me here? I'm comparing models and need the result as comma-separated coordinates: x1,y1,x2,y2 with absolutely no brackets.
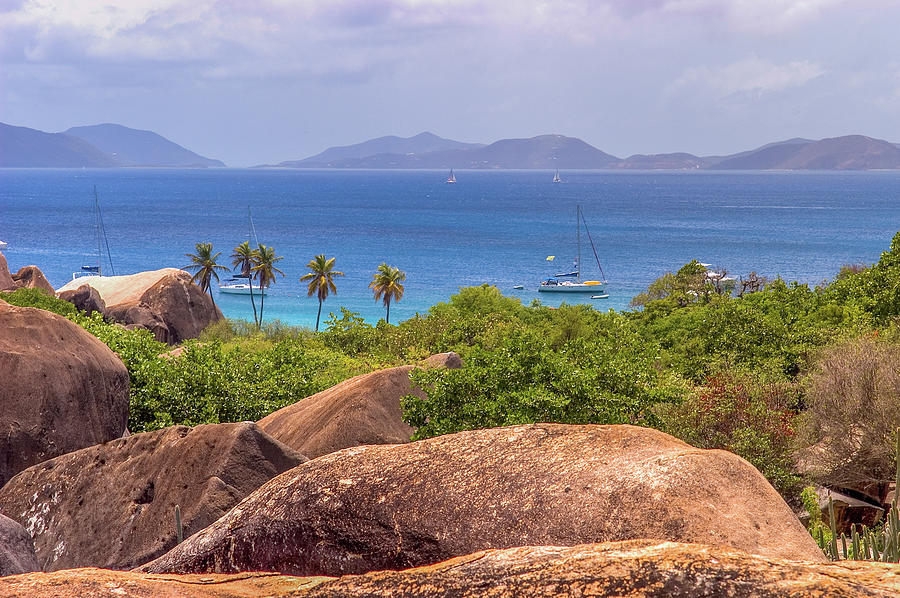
446,169,457,184
553,169,562,183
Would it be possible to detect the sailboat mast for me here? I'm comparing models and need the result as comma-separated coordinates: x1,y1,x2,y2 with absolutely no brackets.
94,186,102,276
248,206,260,247
576,205,581,282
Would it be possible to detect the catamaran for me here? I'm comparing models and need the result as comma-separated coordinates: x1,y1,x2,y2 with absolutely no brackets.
73,186,115,280
553,169,562,183
538,205,607,293
446,169,456,184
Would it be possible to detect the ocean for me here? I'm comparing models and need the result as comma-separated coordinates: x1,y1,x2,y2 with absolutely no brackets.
2,168,900,328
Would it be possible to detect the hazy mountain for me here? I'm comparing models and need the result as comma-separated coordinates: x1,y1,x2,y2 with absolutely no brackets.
66,124,225,167
708,135,900,170
703,138,812,167
278,132,483,167
277,134,621,169
614,153,706,170
0,122,117,167
449,134,621,169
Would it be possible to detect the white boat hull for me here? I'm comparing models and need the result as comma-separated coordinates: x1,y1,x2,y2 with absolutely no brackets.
219,285,267,296
538,283,606,293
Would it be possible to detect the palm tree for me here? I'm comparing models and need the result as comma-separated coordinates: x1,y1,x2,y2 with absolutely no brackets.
300,254,344,332
231,240,259,327
183,242,228,315
369,263,405,324
250,244,284,329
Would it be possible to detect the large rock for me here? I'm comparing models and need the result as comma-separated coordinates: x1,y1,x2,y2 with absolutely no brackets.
258,352,462,458
0,423,305,571
56,269,222,344
298,540,900,597
56,284,106,316
0,513,38,577
0,253,13,291
10,266,54,293
3,541,899,596
141,424,824,576
0,302,130,488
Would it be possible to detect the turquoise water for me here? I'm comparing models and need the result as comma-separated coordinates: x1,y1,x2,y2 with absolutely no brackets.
2,168,900,328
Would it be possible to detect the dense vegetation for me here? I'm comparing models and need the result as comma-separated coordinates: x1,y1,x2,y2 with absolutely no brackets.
8,232,900,507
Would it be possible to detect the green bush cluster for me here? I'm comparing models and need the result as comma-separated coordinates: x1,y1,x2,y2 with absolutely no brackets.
129,339,364,432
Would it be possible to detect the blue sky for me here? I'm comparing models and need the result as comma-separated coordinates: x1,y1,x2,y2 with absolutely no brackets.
2,0,899,166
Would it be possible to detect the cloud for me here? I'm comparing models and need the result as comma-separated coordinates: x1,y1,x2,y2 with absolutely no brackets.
643,0,846,34
666,57,826,101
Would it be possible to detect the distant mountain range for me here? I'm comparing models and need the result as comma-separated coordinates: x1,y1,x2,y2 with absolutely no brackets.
270,133,900,171
0,122,224,168
5,121,900,170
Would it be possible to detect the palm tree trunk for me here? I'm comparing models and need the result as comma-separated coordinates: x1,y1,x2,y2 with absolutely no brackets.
248,282,259,327
207,287,220,320
386,298,391,324
316,299,323,332
258,281,265,329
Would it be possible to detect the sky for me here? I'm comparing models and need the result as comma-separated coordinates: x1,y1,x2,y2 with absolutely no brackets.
2,0,899,166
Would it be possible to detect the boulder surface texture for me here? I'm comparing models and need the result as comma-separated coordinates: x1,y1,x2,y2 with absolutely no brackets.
2,541,898,596
0,302,129,488
0,513,38,577
0,423,305,571
0,253,14,291
56,284,106,315
10,266,54,293
56,268,222,344
258,352,461,458
142,424,824,576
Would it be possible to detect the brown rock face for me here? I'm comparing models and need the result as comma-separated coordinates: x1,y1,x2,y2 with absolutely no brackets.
57,284,107,315
56,269,223,344
3,541,899,597
10,266,54,293
303,541,900,598
0,513,38,577
0,423,306,571
0,253,13,291
258,352,461,459
141,424,824,576
0,303,130,488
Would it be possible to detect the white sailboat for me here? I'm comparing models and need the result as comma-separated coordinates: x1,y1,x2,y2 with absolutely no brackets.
553,169,562,183
538,205,607,293
446,169,456,184
220,207,267,296
73,186,114,280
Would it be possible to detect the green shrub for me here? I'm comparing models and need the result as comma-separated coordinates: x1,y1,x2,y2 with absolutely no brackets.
402,314,684,440
129,339,366,432
1,287,77,317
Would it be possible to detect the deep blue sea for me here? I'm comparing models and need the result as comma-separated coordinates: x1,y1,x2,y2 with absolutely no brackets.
2,168,900,328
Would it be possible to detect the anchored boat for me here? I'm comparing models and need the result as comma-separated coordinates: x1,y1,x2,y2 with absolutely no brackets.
73,186,115,280
538,205,607,294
